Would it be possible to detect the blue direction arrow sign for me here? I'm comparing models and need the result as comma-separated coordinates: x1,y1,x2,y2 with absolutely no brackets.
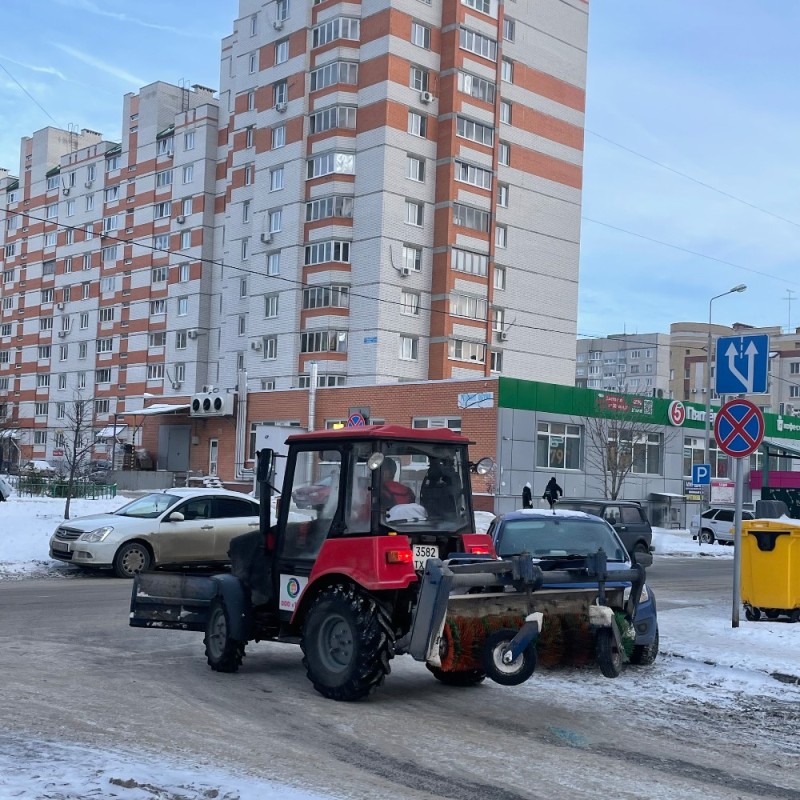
692,463,711,485
713,399,765,458
715,334,769,395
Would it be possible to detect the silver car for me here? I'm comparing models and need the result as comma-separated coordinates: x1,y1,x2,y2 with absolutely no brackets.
49,488,260,578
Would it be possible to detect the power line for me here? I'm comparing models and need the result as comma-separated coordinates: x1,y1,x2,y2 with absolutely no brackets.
0,60,61,127
585,129,800,232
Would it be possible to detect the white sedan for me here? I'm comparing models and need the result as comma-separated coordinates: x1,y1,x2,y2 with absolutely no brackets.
49,488,261,578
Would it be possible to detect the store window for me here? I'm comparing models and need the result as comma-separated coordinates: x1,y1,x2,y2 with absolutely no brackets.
536,422,582,470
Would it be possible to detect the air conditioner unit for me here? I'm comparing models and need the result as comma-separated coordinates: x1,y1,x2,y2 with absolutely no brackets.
57,331,66,338
190,391,234,417
171,381,182,390
250,340,262,351
273,19,283,30
275,101,288,113
56,302,65,310
498,330,509,342
420,91,434,104
176,215,186,224
260,232,272,244
85,181,93,189
400,266,410,277
187,329,199,340
62,188,70,196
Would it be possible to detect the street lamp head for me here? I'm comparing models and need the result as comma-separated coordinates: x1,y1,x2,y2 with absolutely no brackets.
730,284,747,293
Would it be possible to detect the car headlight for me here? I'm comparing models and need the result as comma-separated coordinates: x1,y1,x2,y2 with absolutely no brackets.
79,526,114,543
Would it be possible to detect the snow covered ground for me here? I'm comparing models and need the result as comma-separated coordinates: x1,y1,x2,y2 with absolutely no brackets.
1,495,798,799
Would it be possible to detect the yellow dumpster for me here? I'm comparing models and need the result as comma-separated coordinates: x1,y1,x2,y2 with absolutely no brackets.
740,519,800,622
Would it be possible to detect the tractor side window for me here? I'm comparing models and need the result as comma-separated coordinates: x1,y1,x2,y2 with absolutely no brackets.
344,443,373,534
283,449,342,561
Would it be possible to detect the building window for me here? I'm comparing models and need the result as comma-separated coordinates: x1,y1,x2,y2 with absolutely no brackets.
448,339,485,364
184,131,195,150
495,224,507,248
456,116,494,147
410,66,429,92
455,160,492,190
182,164,194,184
149,332,166,347
276,0,289,20
684,435,728,479
462,0,491,13
490,351,503,373
407,155,425,182
503,17,516,41
307,151,354,179
400,336,419,361
275,39,289,65
405,200,424,226
95,368,112,384
310,61,358,91
34,430,48,445
300,330,348,353
309,105,357,134
265,293,279,318
459,27,497,61
450,294,487,320
178,297,188,316
312,17,360,48
400,291,420,316
270,166,284,191
500,100,512,124
408,111,427,138
150,299,166,315
304,240,350,266
453,203,489,232
302,285,349,309
175,330,187,350
249,52,257,74
154,201,171,219
451,248,488,276
241,238,249,260
497,183,509,207
273,80,288,105
267,252,281,275
247,90,255,111
99,307,115,323
96,337,113,354
501,58,514,82
494,265,506,290
498,141,510,166
306,195,354,222
262,335,278,360
537,422,582,470
238,315,247,336
242,200,250,223
411,21,431,48
269,209,282,233
179,263,190,282
272,125,286,149
402,245,422,273
791,362,800,375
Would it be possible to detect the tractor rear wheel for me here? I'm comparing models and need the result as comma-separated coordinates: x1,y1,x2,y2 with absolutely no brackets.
595,627,623,678
301,584,394,701
204,599,246,673
426,664,486,686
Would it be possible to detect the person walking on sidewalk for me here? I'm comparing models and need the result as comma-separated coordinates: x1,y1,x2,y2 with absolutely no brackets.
542,477,563,512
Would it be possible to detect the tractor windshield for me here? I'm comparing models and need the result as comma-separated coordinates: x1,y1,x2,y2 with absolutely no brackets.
377,441,471,533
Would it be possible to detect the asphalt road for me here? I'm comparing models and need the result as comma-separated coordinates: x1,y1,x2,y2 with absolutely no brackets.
1,560,799,800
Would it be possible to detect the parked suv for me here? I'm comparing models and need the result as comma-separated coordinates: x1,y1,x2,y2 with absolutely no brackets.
690,507,755,544
555,498,653,561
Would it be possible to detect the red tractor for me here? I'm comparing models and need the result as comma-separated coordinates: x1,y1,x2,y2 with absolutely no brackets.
131,425,648,700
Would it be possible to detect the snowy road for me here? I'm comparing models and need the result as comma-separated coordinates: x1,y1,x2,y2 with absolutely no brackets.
1,564,798,800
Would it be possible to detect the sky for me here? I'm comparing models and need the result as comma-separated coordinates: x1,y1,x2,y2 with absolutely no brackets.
2,1,800,341
2,493,799,797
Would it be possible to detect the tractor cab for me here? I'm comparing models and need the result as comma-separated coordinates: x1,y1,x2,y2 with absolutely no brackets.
263,425,493,618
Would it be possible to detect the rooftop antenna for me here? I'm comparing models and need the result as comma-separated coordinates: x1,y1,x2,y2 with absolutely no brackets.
786,290,796,334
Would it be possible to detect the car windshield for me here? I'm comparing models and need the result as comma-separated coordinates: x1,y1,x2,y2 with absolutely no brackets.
113,493,181,519
496,518,627,561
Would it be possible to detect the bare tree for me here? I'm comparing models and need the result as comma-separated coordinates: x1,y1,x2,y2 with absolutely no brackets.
581,405,676,500
60,394,95,519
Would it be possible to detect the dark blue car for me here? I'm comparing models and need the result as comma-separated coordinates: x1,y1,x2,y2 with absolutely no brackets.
487,509,659,665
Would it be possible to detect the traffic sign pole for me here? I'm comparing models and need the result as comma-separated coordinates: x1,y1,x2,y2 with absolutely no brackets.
732,456,744,629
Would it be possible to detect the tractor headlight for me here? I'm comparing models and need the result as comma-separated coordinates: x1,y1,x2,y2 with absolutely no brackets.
79,526,114,543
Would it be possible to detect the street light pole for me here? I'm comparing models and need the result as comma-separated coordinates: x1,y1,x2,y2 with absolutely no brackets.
703,284,747,505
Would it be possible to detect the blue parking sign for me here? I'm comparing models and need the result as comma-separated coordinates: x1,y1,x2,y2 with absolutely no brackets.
692,464,711,485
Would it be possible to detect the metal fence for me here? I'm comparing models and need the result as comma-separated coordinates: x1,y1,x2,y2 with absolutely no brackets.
14,478,117,499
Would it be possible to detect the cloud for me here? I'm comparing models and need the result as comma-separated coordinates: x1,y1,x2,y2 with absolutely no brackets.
53,0,218,40
0,56,67,81
53,44,145,87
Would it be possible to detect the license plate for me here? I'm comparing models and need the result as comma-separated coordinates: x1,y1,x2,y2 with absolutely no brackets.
52,542,70,553
413,545,439,571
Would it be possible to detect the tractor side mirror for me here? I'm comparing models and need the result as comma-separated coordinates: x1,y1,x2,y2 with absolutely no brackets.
256,448,275,483
471,456,494,475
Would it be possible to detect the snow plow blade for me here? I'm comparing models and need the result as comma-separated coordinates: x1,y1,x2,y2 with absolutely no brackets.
129,571,217,631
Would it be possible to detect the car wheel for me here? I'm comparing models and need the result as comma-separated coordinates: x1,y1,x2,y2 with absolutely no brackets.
595,627,623,678
426,664,486,686
629,626,659,666
480,628,537,686
112,541,152,579
301,584,394,701
204,598,246,673
699,529,715,545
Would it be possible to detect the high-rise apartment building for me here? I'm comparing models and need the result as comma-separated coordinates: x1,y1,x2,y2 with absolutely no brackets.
0,0,589,466
211,0,588,390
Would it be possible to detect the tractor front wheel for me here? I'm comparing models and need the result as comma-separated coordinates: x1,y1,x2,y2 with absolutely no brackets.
301,584,394,701
204,599,246,673
426,664,486,686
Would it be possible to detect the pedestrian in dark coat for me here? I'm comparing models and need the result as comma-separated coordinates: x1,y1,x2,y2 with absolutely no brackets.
542,477,563,511
522,482,533,509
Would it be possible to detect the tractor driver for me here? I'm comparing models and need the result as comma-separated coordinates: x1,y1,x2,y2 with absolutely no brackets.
380,458,416,511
